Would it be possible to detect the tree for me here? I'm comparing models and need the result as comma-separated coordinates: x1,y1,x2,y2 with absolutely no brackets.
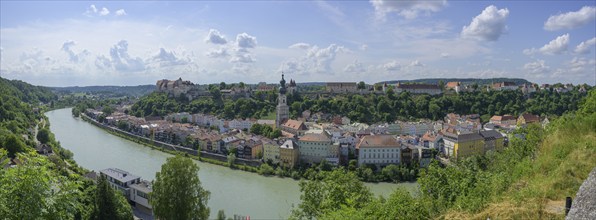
258,163,275,176
37,128,51,144
2,134,26,158
381,164,402,182
90,176,133,220
151,154,211,220
0,152,82,219
227,152,236,168
217,210,226,220
291,169,373,219
357,81,366,90
102,106,114,116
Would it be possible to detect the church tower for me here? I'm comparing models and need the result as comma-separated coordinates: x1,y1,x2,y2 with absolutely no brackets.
276,74,290,128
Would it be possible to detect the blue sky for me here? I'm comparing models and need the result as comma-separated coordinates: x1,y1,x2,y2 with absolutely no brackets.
1,1,594,86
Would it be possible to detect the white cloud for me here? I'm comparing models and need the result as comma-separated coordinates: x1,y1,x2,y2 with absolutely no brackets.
0,19,217,86
115,9,127,16
149,48,189,67
461,5,509,41
61,40,89,63
370,0,447,20
236,33,257,49
84,5,98,16
522,48,537,56
382,60,401,71
230,53,256,63
99,7,110,16
540,33,570,55
206,48,229,58
289,43,311,50
574,37,596,54
360,44,368,51
84,5,113,17
524,59,550,74
551,57,596,84
205,29,228,45
280,44,348,75
103,40,145,72
568,57,596,74
440,52,450,58
344,60,366,73
544,6,596,31
409,60,424,67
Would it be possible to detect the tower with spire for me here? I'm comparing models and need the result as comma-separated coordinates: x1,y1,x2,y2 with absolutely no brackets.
276,74,290,128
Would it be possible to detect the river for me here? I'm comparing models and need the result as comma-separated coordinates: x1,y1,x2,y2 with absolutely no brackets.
46,108,418,219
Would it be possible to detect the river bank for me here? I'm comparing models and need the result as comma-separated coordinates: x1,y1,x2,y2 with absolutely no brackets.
81,113,262,173
79,111,419,184
47,108,416,218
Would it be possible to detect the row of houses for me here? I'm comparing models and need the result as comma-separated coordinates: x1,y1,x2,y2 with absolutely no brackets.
488,113,543,129
88,106,542,172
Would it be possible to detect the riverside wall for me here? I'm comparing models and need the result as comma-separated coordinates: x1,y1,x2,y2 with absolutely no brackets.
80,114,261,167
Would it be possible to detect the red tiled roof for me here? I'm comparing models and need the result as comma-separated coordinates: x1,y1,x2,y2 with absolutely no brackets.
520,113,540,123
282,119,307,130
357,135,400,149
299,133,331,142
446,82,460,88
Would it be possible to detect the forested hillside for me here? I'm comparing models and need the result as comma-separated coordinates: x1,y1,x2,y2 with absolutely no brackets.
0,77,133,219
0,77,56,156
131,86,590,124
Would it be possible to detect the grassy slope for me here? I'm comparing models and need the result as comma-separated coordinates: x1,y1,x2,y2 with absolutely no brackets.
446,94,596,219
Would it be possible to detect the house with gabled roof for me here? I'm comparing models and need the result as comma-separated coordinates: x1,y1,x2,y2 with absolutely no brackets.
356,135,401,167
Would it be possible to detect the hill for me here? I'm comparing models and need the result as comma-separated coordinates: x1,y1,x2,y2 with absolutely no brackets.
51,85,155,97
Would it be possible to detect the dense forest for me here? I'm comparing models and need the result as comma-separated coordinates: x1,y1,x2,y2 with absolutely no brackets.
130,85,590,123
290,89,596,219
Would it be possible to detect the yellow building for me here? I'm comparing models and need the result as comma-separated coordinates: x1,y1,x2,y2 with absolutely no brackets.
279,140,299,168
263,139,280,165
442,130,504,160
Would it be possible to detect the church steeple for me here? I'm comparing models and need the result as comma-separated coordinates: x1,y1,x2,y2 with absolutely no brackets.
276,74,289,128
279,74,287,94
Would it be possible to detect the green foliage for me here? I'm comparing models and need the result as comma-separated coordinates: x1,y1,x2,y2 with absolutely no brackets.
0,152,83,219
216,209,226,220
321,188,429,220
130,91,277,120
291,169,373,219
90,176,133,220
250,123,282,139
151,154,211,220
227,152,236,168
37,128,51,144
257,163,275,176
292,88,588,123
1,133,27,158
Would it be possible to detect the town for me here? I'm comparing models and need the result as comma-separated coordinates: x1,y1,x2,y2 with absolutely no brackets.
2,1,595,220
83,75,571,175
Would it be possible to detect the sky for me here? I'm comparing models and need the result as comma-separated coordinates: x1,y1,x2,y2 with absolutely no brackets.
1,1,595,87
